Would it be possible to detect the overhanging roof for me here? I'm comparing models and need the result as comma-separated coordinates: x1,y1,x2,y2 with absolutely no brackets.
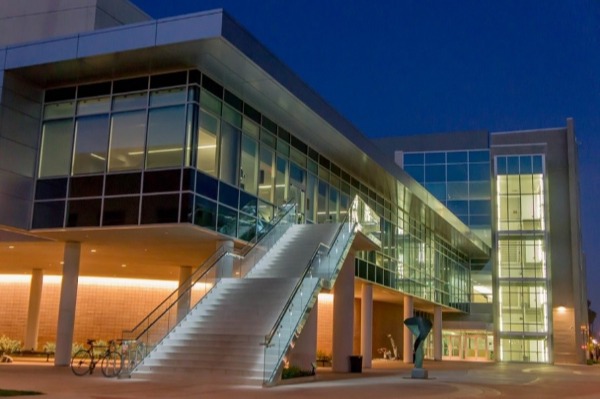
0,9,489,258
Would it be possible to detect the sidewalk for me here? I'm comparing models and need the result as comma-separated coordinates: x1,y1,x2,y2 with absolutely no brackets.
2,358,600,398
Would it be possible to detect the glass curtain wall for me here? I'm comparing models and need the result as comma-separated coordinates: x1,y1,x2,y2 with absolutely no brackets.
34,69,474,312
495,155,549,363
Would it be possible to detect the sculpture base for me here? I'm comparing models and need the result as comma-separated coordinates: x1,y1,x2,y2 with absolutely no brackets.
411,368,428,379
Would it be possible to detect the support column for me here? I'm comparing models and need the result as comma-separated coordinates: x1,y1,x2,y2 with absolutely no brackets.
24,268,43,351
403,295,414,364
360,284,373,368
218,240,234,278
332,252,355,372
289,303,318,370
55,242,81,366
434,305,443,361
176,265,193,322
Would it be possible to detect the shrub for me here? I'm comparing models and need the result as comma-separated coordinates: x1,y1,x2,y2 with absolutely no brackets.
281,365,314,379
43,342,56,353
0,335,22,355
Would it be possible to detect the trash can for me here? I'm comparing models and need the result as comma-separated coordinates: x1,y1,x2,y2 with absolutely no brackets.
349,355,363,373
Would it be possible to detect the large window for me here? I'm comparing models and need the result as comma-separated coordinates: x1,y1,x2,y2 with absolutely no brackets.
72,115,110,175
39,120,74,177
108,111,147,172
146,106,186,169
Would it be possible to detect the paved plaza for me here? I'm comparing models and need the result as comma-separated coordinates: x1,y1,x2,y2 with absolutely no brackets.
1,359,600,398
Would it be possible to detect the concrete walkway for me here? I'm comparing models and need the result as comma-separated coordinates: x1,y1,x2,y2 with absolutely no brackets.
2,359,600,398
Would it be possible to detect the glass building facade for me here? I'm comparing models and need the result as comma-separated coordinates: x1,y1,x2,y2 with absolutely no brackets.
495,155,549,362
403,150,492,246
33,69,480,312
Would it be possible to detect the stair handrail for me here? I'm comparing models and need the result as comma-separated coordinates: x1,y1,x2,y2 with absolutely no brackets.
122,197,297,343
262,203,357,349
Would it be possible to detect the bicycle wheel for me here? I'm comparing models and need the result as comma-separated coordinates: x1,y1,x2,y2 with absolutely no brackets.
101,351,122,378
71,350,92,376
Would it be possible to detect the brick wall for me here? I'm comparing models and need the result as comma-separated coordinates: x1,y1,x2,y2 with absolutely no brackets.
0,276,176,349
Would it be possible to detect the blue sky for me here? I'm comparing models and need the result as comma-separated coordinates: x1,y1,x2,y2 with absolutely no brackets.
132,0,600,318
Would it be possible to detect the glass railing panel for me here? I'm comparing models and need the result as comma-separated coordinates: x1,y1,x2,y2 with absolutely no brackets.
262,198,360,385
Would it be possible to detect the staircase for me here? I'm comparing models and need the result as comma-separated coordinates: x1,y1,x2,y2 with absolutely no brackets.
133,223,341,384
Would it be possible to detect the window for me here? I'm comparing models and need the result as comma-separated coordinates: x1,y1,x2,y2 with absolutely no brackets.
240,135,258,194
146,106,186,169
72,115,110,175
39,120,74,177
108,111,147,172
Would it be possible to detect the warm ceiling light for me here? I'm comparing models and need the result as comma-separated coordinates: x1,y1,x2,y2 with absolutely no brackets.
8,245,14,249
91,249,97,253
121,264,127,268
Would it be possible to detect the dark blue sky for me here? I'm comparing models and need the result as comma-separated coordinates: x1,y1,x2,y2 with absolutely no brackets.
132,0,600,316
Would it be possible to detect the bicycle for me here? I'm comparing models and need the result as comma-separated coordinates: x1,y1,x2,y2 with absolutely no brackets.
70,339,123,377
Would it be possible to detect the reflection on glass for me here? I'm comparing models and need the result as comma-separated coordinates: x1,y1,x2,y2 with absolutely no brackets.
109,111,147,172
146,106,186,169
197,110,219,176
240,135,258,194
112,92,148,111
44,102,75,119
149,88,187,107
219,123,240,186
275,156,287,206
72,115,110,175
77,97,110,115
39,120,74,177
258,147,274,203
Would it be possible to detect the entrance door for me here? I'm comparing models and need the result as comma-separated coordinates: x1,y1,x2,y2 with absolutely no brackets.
289,182,306,223
443,335,462,360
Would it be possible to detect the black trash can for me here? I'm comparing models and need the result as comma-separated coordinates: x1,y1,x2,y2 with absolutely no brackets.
349,355,363,373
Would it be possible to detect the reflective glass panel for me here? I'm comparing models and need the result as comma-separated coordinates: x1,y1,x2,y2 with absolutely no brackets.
219,122,240,186
44,102,75,119
77,97,110,115
109,111,147,172
258,147,274,203
112,92,147,111
146,106,186,169
39,119,74,177
197,110,219,176
72,115,110,175
240,135,258,194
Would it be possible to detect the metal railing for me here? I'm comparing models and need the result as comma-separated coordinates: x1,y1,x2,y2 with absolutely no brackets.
120,199,297,376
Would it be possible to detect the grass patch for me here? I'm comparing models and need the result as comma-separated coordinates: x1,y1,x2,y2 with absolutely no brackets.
0,389,43,396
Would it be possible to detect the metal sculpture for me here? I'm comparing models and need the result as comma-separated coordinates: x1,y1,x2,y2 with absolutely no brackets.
403,316,432,378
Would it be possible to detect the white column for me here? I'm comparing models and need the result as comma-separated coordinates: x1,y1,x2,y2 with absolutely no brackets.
218,240,234,278
176,265,193,322
55,242,81,366
332,252,355,372
360,284,373,368
24,268,43,350
289,303,318,370
403,295,414,364
434,305,443,361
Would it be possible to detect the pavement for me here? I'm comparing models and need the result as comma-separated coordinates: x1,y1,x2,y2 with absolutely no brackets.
2,358,600,398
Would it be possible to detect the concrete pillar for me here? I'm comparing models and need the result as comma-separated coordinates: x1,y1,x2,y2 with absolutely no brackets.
434,305,443,361
176,265,193,322
332,252,355,372
217,240,234,278
24,268,43,350
55,242,81,366
360,283,373,368
289,303,318,370
403,295,414,364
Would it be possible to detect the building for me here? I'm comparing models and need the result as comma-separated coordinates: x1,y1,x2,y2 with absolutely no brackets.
375,122,588,364
0,0,586,382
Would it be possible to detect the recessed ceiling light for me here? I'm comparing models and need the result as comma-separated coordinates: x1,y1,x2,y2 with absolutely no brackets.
60,261,64,265
8,245,14,249
121,264,127,268
91,249,97,253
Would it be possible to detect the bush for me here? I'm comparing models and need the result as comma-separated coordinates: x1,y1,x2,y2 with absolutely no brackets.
281,365,315,379
43,342,56,353
316,350,332,363
0,335,22,355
